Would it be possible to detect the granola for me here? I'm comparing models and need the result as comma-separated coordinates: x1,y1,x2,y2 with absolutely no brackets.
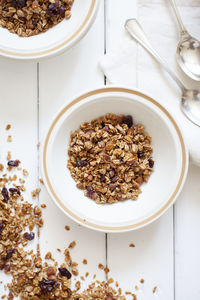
0,0,74,37
0,128,139,300
67,114,154,204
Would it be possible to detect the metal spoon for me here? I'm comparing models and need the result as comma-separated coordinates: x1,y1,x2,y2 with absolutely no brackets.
169,0,200,81
125,19,200,127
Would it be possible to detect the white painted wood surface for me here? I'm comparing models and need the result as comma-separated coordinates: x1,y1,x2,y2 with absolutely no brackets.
0,0,200,299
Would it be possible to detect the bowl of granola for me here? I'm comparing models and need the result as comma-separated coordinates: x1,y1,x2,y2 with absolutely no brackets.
0,0,99,60
42,87,188,232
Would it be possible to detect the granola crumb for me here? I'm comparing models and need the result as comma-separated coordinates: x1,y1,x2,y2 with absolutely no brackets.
7,151,11,161
65,225,70,231
85,272,89,277
140,278,144,284
6,124,11,131
39,178,44,184
31,187,41,198
98,263,104,270
104,267,110,274
41,203,46,208
57,248,61,252
7,135,12,142
135,285,139,290
68,241,76,249
129,243,135,247
45,251,53,260
153,286,157,293
83,259,87,265
22,169,29,176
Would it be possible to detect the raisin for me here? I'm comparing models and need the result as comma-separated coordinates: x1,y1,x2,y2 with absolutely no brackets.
8,160,20,167
23,232,35,241
111,176,118,183
121,115,133,128
47,3,65,17
39,279,56,294
58,267,72,279
148,158,154,168
6,249,15,260
138,152,144,158
1,187,9,203
76,160,87,167
9,188,21,195
100,174,106,183
12,0,26,8
86,185,94,197
0,223,3,234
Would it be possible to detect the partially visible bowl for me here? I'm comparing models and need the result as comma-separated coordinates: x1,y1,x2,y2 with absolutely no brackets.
0,0,99,60
42,87,188,232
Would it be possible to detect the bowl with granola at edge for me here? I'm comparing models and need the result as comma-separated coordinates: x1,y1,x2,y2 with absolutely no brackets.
0,0,99,60
42,87,188,232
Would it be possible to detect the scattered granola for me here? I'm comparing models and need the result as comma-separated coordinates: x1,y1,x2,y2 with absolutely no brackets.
67,114,154,204
68,241,76,249
0,0,74,37
153,286,157,293
0,143,140,299
140,278,144,284
65,225,70,231
7,135,12,142
31,187,41,198
6,124,11,131
129,243,135,248
83,259,87,265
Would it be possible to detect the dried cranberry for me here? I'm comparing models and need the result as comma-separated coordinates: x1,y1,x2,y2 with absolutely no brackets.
39,278,56,294
0,223,3,234
111,176,118,183
6,249,15,260
12,0,26,8
109,183,116,191
47,3,65,17
138,152,144,158
103,125,109,131
23,232,35,241
148,158,154,168
58,267,72,279
121,115,133,128
100,174,106,183
106,296,114,300
8,160,20,167
109,170,115,178
86,185,94,197
1,187,9,203
9,188,21,195
76,160,87,167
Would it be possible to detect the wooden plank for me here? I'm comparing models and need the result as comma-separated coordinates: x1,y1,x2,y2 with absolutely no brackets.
39,0,106,290
175,165,200,299
106,0,174,298
0,59,37,296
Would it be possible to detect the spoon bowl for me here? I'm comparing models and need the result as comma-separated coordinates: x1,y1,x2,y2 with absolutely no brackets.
177,35,200,81
125,19,200,127
169,0,200,81
182,88,200,126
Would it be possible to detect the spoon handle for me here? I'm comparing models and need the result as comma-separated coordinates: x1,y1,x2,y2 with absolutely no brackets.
168,0,186,34
125,19,185,91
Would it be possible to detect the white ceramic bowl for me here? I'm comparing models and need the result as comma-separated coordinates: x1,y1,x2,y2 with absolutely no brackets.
42,87,188,232
0,0,99,60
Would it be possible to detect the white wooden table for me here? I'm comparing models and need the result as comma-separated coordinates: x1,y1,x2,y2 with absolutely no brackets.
0,0,200,299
